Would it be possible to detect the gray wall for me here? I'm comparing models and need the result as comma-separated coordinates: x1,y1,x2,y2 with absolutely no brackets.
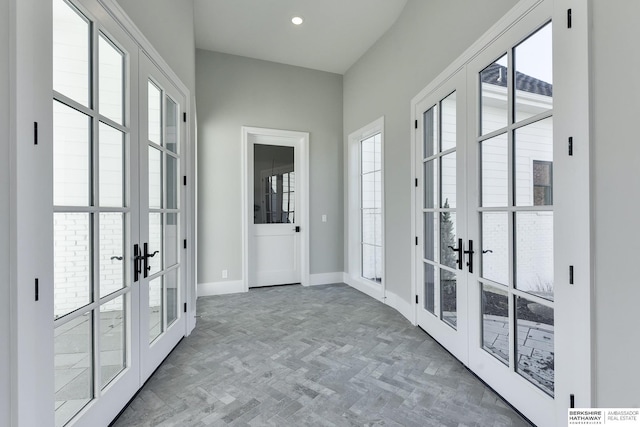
115,0,195,92
343,0,517,302
196,50,343,285
591,0,640,408
1,0,10,422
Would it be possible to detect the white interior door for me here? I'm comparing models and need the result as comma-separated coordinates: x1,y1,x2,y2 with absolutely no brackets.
248,134,302,287
138,53,187,381
415,70,469,362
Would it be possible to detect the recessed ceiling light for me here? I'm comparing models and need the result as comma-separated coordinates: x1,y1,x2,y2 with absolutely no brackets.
291,16,304,26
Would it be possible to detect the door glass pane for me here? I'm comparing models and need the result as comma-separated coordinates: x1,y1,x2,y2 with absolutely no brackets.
148,213,162,275
165,96,178,153
53,101,90,207
166,269,179,327
440,269,457,329
423,105,437,158
148,81,162,144
440,92,456,151
54,313,93,427
515,212,554,300
481,133,508,207
481,212,509,286
480,54,508,135
99,122,124,207
482,285,509,365
54,213,91,318
253,144,294,224
423,212,436,261
148,147,162,209
423,160,436,209
362,135,376,174
362,244,376,282
515,117,553,207
100,296,125,388
424,263,435,314
165,213,178,268
98,35,124,125
516,296,554,396
99,213,124,297
440,152,456,208
149,277,162,343
515,22,553,123
439,212,457,268
53,0,90,107
166,154,178,209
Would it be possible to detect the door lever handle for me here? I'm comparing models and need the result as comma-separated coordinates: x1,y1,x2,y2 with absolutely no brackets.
464,240,475,273
447,238,463,270
142,243,160,278
133,244,144,282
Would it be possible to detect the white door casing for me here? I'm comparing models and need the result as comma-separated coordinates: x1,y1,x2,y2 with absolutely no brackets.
242,127,310,289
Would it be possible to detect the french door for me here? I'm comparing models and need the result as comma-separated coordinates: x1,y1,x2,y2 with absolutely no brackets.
414,6,557,427
138,53,187,380
415,70,469,363
52,0,186,425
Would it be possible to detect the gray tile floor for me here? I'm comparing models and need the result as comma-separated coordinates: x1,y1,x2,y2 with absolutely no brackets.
112,283,532,427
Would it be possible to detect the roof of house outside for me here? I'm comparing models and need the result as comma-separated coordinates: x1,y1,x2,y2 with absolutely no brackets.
481,63,553,97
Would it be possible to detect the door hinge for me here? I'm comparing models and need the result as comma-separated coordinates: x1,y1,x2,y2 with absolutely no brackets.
569,265,574,285
415,178,418,187
568,137,573,156
567,9,572,29
183,239,187,249
415,236,418,245
414,119,418,129
570,394,575,408
34,122,38,145
183,176,187,186
35,278,39,301
183,303,187,313
183,112,187,123
415,295,419,304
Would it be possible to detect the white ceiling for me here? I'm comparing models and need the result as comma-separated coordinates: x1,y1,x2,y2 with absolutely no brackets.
194,0,408,75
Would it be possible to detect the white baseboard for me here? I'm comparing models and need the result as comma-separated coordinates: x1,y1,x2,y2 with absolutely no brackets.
384,289,415,325
344,274,384,302
197,280,245,297
307,272,344,286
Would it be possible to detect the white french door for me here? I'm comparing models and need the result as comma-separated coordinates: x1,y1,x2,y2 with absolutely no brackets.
415,70,469,363
52,1,187,425
414,3,558,426
138,53,187,381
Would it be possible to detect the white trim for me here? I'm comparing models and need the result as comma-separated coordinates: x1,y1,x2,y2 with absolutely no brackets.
241,126,310,290
344,275,384,302
307,272,344,286
383,290,414,325
197,280,246,297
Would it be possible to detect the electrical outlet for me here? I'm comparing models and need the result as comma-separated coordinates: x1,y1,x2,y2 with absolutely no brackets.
222,269,228,279
322,214,327,222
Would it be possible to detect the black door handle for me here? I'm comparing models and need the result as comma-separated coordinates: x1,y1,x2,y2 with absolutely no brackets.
143,243,160,278
464,240,475,273
134,244,143,282
447,238,463,270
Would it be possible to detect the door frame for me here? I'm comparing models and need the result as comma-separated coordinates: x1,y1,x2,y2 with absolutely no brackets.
241,126,310,290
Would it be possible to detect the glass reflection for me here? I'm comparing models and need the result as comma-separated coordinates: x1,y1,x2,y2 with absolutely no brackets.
480,54,508,135
149,277,162,343
440,152,456,208
100,297,125,388
516,296,554,396
253,144,295,224
99,213,124,298
54,314,93,427
423,105,437,158
482,285,509,365
515,212,554,300
515,22,553,122
481,133,508,207
440,92,456,151
166,269,179,327
440,269,457,329
99,122,124,207
515,117,553,207
98,35,124,125
481,212,509,285
439,212,456,269
424,263,435,314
